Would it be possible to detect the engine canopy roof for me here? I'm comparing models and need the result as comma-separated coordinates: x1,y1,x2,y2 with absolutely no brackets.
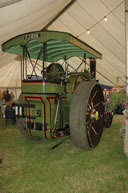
2,30,102,62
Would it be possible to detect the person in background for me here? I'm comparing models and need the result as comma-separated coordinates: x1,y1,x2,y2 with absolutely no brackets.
2,90,6,101
5,101,16,124
4,89,11,103
0,90,2,100
1,90,15,119
4,90,16,123
1,90,6,117
10,91,15,105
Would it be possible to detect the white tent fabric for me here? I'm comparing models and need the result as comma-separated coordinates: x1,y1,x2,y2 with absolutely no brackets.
0,0,72,65
0,0,126,95
48,0,125,86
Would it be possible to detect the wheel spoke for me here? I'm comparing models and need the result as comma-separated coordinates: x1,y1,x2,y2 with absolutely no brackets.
86,121,90,125
91,125,97,135
88,103,92,110
86,120,93,126
91,90,98,103
93,102,100,108
87,130,92,146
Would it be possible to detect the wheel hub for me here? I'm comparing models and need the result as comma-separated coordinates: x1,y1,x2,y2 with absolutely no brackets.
90,109,99,120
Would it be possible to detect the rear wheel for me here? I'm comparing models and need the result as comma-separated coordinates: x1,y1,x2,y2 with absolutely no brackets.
70,80,104,150
104,112,113,128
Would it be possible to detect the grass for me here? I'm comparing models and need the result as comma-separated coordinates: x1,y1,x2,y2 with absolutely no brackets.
0,112,128,193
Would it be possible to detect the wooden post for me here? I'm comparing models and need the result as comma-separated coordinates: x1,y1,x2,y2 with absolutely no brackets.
124,0,128,157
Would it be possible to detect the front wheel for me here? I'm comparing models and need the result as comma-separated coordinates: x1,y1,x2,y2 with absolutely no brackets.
70,80,104,150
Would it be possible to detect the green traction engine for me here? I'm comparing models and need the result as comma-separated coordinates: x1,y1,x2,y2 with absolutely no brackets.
2,31,104,150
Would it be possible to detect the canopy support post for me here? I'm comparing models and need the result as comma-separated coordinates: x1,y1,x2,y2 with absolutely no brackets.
64,55,68,79
22,46,27,80
20,55,23,83
42,42,47,77
84,53,87,72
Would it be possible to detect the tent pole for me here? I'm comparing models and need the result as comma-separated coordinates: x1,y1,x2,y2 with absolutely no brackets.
124,0,128,157
42,0,76,31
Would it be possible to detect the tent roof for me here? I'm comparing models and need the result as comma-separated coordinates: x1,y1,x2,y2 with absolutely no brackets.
2,30,102,62
0,0,126,88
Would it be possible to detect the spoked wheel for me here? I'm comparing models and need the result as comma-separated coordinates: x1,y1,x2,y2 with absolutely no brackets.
17,94,43,140
70,80,104,150
104,112,113,128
